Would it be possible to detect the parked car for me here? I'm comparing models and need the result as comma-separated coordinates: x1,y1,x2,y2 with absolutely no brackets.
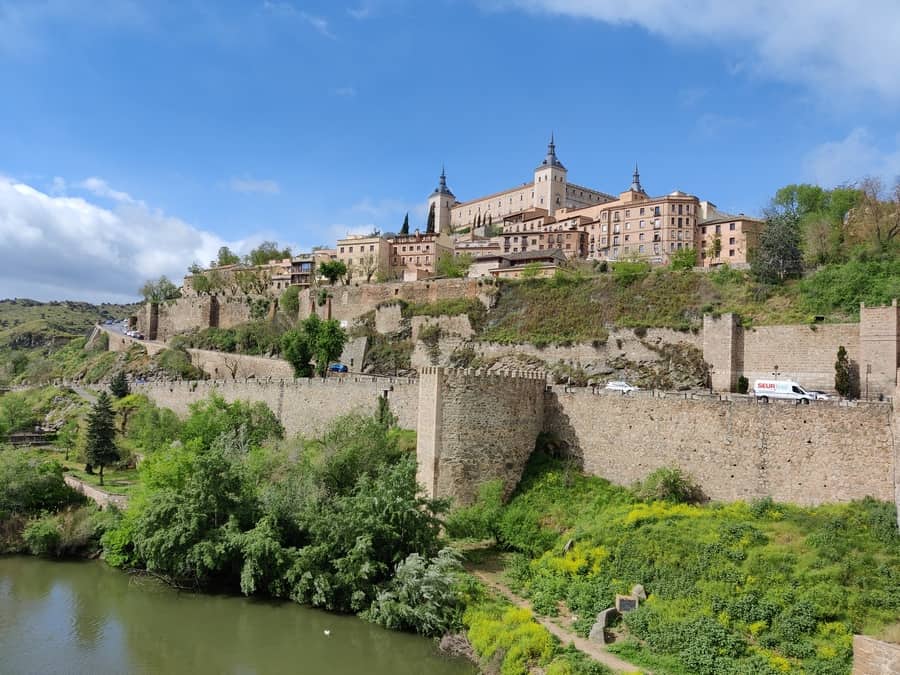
753,379,814,403
605,381,638,393
328,363,349,373
807,390,831,401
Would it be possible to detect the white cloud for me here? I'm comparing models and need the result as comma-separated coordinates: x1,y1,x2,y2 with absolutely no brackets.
347,6,371,20
228,176,281,195
804,128,900,188
332,86,357,97
0,176,245,303
78,176,138,204
297,11,335,38
481,0,900,102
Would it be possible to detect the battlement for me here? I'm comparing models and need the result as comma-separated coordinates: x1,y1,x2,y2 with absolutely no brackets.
419,366,547,381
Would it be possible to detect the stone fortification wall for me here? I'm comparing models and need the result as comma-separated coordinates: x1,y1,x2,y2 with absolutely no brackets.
416,367,546,506
545,388,895,506
136,295,258,343
410,315,474,343
186,348,295,380
132,376,419,437
705,304,899,396
299,278,493,325
103,328,165,356
852,635,900,674
742,323,860,391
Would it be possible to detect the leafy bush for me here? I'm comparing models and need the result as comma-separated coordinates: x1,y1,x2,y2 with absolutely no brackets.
23,516,61,556
633,467,706,504
153,347,205,380
801,258,900,317
364,548,464,636
0,450,80,517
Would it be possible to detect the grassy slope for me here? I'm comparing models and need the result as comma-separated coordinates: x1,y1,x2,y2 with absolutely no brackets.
479,267,863,345
468,454,899,675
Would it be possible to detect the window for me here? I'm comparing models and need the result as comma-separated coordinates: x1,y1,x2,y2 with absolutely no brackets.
729,249,735,257
625,222,631,230
654,206,660,216
369,245,374,251
625,235,630,242
671,218,675,225
349,246,354,253
640,208,645,215
677,217,682,227
730,222,736,230
639,220,645,228
701,226,706,235
729,237,735,245
715,225,721,234
625,210,630,217
639,233,645,241
678,204,683,215
639,245,645,253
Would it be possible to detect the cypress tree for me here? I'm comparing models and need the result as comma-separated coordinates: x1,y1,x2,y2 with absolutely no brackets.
835,345,851,398
426,203,436,234
400,213,409,236
85,392,119,486
109,371,129,399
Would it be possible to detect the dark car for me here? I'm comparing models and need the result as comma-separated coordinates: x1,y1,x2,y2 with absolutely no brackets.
328,363,349,373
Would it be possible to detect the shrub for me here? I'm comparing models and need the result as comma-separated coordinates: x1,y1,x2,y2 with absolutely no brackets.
737,375,749,394
633,467,706,504
445,480,504,541
0,450,80,517
23,517,61,556
364,548,464,636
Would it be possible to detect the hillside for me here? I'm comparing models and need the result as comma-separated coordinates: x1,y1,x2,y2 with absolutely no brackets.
0,299,137,349
0,299,139,384
480,261,900,345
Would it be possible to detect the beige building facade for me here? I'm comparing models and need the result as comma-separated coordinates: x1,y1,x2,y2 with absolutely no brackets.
388,231,452,279
337,234,392,283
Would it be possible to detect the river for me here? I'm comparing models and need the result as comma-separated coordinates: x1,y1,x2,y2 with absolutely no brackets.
0,557,475,675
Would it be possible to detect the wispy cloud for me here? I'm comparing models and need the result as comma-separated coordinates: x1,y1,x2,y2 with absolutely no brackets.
78,177,139,204
229,176,281,195
347,6,371,20
263,1,335,38
332,86,357,97
805,129,900,188
480,1,900,103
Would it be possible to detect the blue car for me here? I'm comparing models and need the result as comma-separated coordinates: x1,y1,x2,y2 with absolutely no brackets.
328,363,348,373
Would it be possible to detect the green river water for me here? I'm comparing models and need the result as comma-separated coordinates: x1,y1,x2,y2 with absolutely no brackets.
0,557,475,675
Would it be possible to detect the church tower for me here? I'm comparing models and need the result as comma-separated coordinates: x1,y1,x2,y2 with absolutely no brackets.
427,166,456,233
533,134,567,216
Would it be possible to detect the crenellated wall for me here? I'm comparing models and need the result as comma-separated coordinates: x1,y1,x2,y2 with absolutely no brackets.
544,388,895,506
132,376,419,437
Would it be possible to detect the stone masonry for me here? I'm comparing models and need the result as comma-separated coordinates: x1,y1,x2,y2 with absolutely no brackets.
416,367,547,505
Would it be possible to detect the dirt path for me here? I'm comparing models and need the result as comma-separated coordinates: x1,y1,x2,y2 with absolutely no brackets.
471,568,648,675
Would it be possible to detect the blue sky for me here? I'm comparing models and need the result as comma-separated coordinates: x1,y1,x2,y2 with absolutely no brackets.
2,0,900,301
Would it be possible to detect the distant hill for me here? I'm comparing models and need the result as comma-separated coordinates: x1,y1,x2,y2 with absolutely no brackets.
0,298,139,350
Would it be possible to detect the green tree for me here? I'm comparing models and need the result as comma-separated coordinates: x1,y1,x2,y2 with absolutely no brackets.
85,392,119,486
520,262,542,279
139,276,180,303
216,246,241,266
319,260,347,285
0,392,33,433
400,213,409,236
246,241,291,267
109,371,129,399
671,247,698,270
712,236,722,259
281,329,313,378
751,212,803,284
375,395,397,429
835,345,852,398
426,203,436,234
313,318,348,377
435,252,473,278
279,285,300,317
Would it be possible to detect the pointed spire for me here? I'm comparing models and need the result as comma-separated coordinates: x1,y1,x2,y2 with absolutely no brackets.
432,164,454,197
631,163,643,192
538,132,565,170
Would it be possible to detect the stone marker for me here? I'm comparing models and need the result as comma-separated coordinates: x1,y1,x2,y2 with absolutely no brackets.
615,594,638,613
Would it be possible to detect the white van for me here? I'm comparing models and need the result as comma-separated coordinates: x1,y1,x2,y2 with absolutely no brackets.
753,380,815,404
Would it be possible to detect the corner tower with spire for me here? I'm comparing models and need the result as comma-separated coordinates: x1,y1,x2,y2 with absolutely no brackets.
427,165,457,234
533,133,568,216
